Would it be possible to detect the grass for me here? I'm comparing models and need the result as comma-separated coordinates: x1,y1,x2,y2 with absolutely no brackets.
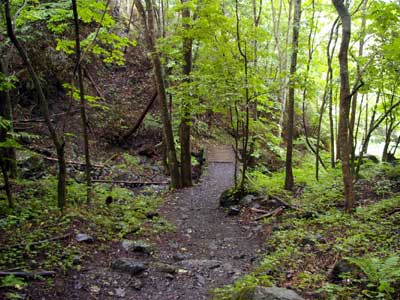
0,176,169,299
213,153,400,300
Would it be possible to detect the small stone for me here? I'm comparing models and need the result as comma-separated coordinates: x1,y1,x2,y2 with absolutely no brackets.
75,233,94,243
227,206,241,216
153,262,177,274
165,273,175,280
121,240,152,255
195,274,206,286
111,258,147,275
89,285,100,294
172,253,186,261
130,278,144,290
115,288,126,297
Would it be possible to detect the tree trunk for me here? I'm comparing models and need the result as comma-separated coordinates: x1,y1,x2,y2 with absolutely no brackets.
4,0,67,210
179,0,193,187
134,0,182,188
333,0,355,212
284,0,301,191
0,58,17,178
72,0,92,205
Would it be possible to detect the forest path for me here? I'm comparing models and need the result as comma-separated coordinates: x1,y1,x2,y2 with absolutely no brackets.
128,144,264,300
57,145,264,300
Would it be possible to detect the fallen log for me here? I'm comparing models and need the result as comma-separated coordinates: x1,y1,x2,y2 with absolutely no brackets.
0,233,72,251
122,91,158,141
83,67,107,101
43,156,105,168
254,206,285,221
269,194,297,209
387,207,400,216
0,271,56,279
92,179,168,185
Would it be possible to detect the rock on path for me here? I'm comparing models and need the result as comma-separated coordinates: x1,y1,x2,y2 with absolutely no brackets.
42,145,265,300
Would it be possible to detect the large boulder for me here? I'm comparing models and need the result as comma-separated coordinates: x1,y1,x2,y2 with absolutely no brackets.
233,286,304,300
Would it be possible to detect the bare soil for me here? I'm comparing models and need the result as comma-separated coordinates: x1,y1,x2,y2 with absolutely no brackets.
27,145,265,300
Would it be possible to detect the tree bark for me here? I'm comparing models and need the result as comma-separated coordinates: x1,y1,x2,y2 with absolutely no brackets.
333,0,355,212
0,58,17,178
284,0,301,191
179,0,193,187
72,0,92,205
134,0,182,188
4,0,67,210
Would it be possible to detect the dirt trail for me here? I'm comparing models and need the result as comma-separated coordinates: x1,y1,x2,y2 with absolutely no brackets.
45,145,264,300
132,144,263,300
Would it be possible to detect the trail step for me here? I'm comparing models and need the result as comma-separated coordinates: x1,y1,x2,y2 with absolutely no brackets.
207,145,235,163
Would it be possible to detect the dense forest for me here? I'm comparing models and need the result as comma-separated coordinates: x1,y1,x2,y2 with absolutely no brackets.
0,0,400,299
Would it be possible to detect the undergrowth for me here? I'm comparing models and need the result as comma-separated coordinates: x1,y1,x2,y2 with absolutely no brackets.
0,176,169,298
214,154,400,300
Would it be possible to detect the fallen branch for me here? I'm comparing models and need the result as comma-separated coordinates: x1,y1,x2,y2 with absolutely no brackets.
0,270,56,279
92,179,168,185
16,110,80,123
387,207,400,216
250,207,269,214
254,206,285,221
269,194,297,209
121,91,158,141
0,233,72,251
43,156,105,168
83,67,107,101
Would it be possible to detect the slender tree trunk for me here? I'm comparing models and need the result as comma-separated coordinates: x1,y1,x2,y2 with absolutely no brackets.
333,0,354,211
0,58,17,178
349,0,368,168
179,0,193,187
284,0,301,191
4,0,67,210
235,0,251,194
0,160,13,209
72,0,92,205
134,0,181,188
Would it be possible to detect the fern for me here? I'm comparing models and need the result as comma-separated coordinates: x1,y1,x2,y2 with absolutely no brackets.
348,255,400,297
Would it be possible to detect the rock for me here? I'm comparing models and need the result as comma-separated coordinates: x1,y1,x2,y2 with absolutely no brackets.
227,206,241,216
145,212,160,219
111,258,147,275
121,240,152,255
115,288,126,297
233,286,305,300
240,194,257,207
179,259,221,270
172,253,186,262
153,262,177,274
219,188,241,208
75,233,94,243
300,236,316,247
89,285,101,294
17,150,45,179
329,259,361,283
130,278,144,290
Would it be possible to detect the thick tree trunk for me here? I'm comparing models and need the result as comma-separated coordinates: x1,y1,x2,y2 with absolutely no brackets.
5,0,67,210
284,0,301,191
333,0,355,212
179,0,193,187
134,0,182,188
72,0,92,204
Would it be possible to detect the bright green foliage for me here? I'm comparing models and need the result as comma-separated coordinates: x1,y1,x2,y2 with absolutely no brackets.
214,156,400,300
348,256,400,299
0,176,168,272
14,0,134,65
